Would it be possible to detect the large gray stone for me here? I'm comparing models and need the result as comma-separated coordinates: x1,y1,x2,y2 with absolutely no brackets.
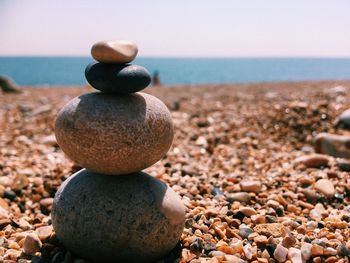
55,92,174,175
51,169,185,263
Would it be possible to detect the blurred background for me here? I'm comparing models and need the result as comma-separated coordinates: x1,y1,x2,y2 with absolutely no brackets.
1,0,350,86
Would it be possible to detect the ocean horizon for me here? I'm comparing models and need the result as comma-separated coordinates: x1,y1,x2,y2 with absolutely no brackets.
1,56,350,86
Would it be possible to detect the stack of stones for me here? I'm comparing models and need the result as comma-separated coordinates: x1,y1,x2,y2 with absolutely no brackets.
52,40,185,262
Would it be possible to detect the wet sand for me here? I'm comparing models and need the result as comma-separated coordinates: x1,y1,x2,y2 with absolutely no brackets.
1,80,350,262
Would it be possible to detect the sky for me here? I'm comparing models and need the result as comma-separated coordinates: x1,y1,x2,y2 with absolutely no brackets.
1,0,350,57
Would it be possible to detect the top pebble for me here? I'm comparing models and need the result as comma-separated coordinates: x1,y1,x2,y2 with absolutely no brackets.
91,40,138,63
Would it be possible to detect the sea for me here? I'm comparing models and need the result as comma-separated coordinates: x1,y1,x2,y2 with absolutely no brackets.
0,57,350,86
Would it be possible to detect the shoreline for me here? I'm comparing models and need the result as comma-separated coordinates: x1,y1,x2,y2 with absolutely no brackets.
17,79,350,89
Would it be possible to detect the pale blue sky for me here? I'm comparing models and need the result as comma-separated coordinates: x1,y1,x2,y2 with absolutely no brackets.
1,0,349,57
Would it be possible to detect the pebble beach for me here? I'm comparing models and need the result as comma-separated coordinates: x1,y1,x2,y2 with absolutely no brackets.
2,80,350,262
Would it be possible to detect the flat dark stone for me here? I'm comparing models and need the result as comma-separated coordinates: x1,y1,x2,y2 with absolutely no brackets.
85,62,151,94
4,190,16,201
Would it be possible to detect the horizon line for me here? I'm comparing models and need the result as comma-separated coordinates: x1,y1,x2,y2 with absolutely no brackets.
1,55,350,59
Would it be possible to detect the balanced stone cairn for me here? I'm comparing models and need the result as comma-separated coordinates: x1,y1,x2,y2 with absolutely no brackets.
52,40,185,262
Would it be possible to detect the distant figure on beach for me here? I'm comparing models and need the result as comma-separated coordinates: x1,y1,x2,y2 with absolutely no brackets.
152,70,161,86
0,75,21,93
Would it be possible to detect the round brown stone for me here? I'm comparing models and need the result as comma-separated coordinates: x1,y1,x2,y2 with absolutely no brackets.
55,92,173,175
51,169,185,263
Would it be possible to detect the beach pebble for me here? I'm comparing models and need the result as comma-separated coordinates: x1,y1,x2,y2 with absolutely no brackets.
254,235,268,246
40,134,58,146
314,133,350,158
252,214,266,224
314,179,335,198
224,254,244,262
227,192,251,203
267,200,280,208
325,256,338,263
324,247,337,256
330,85,347,94
40,198,53,207
229,238,244,254
0,218,11,230
85,62,151,94
287,204,301,214
55,92,173,175
8,241,20,250
0,176,12,187
301,243,312,261
0,206,10,220
91,40,138,63
273,244,288,262
4,249,21,260
311,244,324,257
19,218,32,230
23,233,42,255
282,227,296,248
240,181,261,193
266,215,277,223
217,245,234,255
337,244,350,257
335,108,350,130
30,104,52,116
239,225,254,239
11,174,29,191
190,238,203,252
209,250,226,257
288,247,302,263
4,190,16,201
294,154,329,168
338,159,350,172
35,225,53,241
204,242,216,253
311,203,328,217
243,243,253,260
300,188,320,204
282,235,296,251
32,177,43,186
298,176,314,187
239,207,257,216
254,223,283,237
257,258,268,263
51,170,185,262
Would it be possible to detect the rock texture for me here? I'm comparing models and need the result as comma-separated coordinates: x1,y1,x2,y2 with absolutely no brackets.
314,133,350,159
55,92,173,175
274,244,288,262
294,154,329,168
51,169,185,263
85,62,151,94
23,233,42,255
314,179,335,198
240,180,261,193
0,75,21,93
91,40,138,63
335,108,350,130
